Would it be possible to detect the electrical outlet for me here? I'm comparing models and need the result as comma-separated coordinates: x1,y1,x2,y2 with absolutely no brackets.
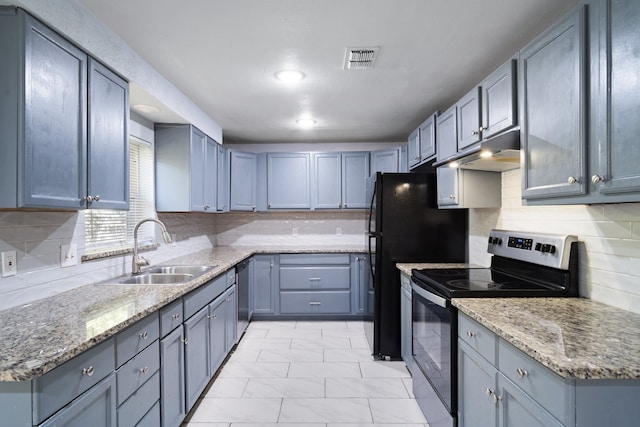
60,244,78,268
336,227,342,236
1,251,17,277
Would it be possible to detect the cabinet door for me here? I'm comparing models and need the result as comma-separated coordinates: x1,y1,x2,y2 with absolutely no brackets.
351,255,368,315
189,127,207,212
400,145,409,172
230,150,257,211
203,137,218,212
184,307,210,410
313,153,342,209
436,105,457,161
482,59,517,139
594,0,640,197
437,167,459,207
457,86,482,152
87,59,129,210
216,144,228,211
400,284,413,372
22,14,87,209
39,375,116,427
342,152,369,209
252,255,278,315
208,297,226,376
408,128,421,166
267,153,311,209
419,114,438,161
225,287,238,351
160,327,186,427
521,8,588,200
371,148,399,173
458,341,498,427
498,375,564,427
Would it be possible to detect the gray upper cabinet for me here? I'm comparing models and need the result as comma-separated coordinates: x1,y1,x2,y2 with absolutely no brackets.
229,150,258,211
342,152,370,209
155,124,218,212
419,114,438,162
436,105,458,162
481,59,518,140
0,8,128,210
216,144,228,212
399,145,409,172
371,148,399,174
408,128,421,167
267,153,311,209
457,87,482,152
313,153,342,209
521,7,588,201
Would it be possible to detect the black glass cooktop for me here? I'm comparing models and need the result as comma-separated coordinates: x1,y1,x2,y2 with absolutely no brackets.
411,267,565,298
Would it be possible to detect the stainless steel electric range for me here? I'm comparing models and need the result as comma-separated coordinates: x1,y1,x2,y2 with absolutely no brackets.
410,229,579,427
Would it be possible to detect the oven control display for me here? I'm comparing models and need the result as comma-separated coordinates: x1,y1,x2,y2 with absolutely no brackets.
508,236,533,250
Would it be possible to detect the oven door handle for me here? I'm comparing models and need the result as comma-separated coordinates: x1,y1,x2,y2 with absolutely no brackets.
411,281,448,309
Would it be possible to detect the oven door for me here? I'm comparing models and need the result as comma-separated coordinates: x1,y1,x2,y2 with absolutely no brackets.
412,280,457,426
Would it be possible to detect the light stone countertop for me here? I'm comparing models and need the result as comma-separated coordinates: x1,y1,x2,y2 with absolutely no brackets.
0,245,365,382
396,263,484,276
454,298,640,380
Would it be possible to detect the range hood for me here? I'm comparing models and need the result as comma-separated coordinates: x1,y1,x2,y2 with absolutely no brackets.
433,130,521,172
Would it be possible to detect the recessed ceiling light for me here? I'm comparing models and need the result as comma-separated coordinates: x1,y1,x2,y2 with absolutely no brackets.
132,104,160,113
296,118,316,128
275,70,305,82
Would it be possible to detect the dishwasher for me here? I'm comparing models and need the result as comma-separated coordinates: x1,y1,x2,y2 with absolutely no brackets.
236,259,250,339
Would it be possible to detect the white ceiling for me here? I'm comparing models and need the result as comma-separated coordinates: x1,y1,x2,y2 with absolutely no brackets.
77,0,579,145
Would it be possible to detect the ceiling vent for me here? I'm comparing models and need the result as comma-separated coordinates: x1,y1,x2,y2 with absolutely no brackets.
344,47,379,70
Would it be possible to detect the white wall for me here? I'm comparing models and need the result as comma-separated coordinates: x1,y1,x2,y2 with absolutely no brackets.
470,169,640,314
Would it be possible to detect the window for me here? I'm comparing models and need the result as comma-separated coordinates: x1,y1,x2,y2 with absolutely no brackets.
85,137,156,252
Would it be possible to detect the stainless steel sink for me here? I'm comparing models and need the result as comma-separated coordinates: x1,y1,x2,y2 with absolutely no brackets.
102,265,217,285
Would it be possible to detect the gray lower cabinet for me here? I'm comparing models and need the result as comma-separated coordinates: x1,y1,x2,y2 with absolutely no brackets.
267,153,311,209
229,150,258,211
208,295,227,376
224,286,238,351
0,7,128,210
399,273,413,374
184,305,211,410
251,255,279,316
160,326,186,427
351,254,369,315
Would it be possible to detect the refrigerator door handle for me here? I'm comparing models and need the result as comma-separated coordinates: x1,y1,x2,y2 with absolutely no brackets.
367,179,377,234
368,234,377,285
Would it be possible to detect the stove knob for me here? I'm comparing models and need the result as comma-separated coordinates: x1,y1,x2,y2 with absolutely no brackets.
488,237,493,244
535,243,542,252
495,238,502,246
548,245,556,254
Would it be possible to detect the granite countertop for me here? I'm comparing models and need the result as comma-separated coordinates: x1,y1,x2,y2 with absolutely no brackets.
396,262,483,276
454,298,640,380
0,245,365,382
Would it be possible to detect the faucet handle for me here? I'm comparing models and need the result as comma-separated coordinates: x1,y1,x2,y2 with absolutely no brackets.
135,256,150,267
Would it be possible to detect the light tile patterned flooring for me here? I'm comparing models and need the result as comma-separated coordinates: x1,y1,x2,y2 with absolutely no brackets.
184,320,429,427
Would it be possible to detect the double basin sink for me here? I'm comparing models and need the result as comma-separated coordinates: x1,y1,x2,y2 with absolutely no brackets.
104,265,217,285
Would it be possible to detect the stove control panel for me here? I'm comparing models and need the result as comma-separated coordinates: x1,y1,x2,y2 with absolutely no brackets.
487,229,577,270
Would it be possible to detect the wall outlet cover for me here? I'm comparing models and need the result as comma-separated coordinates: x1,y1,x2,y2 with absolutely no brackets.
1,251,17,277
60,244,78,268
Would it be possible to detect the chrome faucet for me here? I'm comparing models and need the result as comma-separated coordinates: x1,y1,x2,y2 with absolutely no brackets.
132,218,172,274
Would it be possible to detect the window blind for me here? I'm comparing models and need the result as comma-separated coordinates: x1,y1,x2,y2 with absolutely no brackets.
85,137,156,251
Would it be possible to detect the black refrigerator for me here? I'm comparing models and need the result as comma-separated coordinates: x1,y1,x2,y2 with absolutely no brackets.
365,171,467,360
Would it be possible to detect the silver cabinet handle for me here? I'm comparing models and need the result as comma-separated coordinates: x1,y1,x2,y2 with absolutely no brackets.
309,278,321,281
479,126,487,132
485,387,493,396
568,176,580,185
85,195,94,203
139,366,149,374
252,206,256,211
517,368,529,378
208,314,217,319
204,205,210,210
139,331,148,340
467,331,475,338
343,203,347,208
93,195,100,202
591,174,606,184
172,313,181,320
82,366,95,376
449,195,456,200
181,338,189,345
309,302,322,306
472,130,480,135
492,393,502,404
268,203,271,208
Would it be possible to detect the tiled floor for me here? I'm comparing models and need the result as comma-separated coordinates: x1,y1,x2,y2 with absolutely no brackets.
184,320,429,427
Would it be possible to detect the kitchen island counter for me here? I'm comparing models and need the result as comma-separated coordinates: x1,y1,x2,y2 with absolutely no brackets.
454,297,640,380
0,245,365,382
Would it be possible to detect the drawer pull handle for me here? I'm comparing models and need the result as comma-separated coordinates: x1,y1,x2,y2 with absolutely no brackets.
139,366,149,374
517,368,529,378
139,331,148,340
309,302,322,306
82,366,95,377
466,331,475,338
172,313,181,320
309,278,321,281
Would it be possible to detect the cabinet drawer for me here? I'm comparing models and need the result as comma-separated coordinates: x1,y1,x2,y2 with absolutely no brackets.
117,370,160,427
280,266,350,290
184,274,227,319
116,313,159,367
458,313,497,364
160,298,183,337
280,253,350,265
116,340,159,406
32,337,115,424
280,291,351,314
498,339,568,421
226,268,236,286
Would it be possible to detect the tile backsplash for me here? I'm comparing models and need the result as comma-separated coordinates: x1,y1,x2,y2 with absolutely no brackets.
470,169,640,314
